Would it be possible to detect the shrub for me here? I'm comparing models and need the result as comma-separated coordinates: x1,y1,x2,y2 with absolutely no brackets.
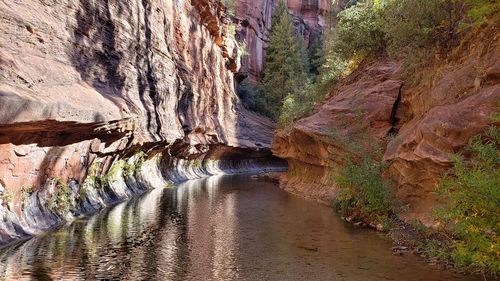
0,189,14,208
122,161,135,178
21,185,34,197
50,177,71,215
331,130,392,221
332,2,384,60
333,155,392,219
319,2,383,86
381,0,454,56
460,0,500,28
237,79,277,119
278,92,307,127
437,125,500,275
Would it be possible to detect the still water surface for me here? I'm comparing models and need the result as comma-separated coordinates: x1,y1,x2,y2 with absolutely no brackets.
0,174,480,280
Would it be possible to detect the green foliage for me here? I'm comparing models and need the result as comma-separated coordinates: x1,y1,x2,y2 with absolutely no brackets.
333,155,392,219
378,215,394,231
122,155,144,178
227,23,236,40
21,185,34,197
330,128,393,221
460,0,500,28
20,185,35,209
332,2,384,60
222,0,236,17
409,218,428,235
277,82,330,127
163,183,175,189
192,159,202,168
99,175,110,188
278,91,309,126
0,189,14,208
316,0,499,99
50,177,71,215
239,41,249,58
122,161,135,178
238,79,275,118
308,37,324,75
261,0,310,120
381,0,453,57
436,126,500,275
319,2,383,85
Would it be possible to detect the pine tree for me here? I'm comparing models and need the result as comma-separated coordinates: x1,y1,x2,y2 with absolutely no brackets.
261,0,309,120
308,36,324,75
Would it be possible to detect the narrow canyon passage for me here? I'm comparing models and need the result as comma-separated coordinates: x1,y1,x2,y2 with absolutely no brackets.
0,0,497,279
0,174,480,281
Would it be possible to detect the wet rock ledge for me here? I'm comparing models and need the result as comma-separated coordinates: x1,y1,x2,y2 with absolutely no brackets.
0,0,285,247
0,148,286,249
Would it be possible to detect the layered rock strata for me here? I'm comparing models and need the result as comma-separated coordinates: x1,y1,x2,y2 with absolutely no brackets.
0,0,284,247
273,23,500,224
273,61,403,203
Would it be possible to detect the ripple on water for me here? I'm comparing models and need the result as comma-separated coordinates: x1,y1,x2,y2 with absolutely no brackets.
0,174,482,281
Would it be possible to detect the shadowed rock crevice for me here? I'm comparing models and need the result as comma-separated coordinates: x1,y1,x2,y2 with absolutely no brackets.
388,83,404,135
72,0,125,96
140,0,163,138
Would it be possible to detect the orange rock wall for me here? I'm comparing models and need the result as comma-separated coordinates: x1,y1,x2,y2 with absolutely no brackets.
273,23,500,224
0,0,279,245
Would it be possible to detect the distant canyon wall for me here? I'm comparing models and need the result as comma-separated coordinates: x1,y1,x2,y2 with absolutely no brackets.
233,0,336,80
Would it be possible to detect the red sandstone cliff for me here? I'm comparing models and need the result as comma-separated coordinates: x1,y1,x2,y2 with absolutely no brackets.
233,0,333,80
272,23,500,225
0,0,281,245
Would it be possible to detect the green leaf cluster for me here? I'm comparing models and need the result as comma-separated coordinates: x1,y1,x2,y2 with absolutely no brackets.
437,126,500,275
49,177,71,215
333,154,392,220
260,0,310,121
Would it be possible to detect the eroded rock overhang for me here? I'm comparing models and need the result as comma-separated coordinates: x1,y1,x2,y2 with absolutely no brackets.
0,0,286,247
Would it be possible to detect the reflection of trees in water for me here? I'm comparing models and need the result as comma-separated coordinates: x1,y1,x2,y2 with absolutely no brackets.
0,175,252,280
0,177,223,280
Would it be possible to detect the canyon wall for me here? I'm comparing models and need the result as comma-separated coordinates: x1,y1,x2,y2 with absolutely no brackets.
0,0,284,246
273,23,500,225
233,0,332,80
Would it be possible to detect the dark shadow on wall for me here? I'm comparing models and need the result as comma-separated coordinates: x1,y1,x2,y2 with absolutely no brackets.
72,0,125,95
67,0,274,155
34,146,67,189
70,0,166,141
136,0,163,139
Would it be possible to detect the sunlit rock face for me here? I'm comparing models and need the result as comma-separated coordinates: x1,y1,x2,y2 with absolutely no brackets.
273,23,500,225
272,61,403,203
233,0,331,80
0,0,282,246
382,24,500,224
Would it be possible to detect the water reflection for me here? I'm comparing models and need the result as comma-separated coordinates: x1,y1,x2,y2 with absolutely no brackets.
0,175,480,281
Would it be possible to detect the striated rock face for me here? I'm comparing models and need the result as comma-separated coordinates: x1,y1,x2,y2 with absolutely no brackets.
0,0,285,246
273,61,403,203
273,23,500,224
234,0,331,80
383,24,500,223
